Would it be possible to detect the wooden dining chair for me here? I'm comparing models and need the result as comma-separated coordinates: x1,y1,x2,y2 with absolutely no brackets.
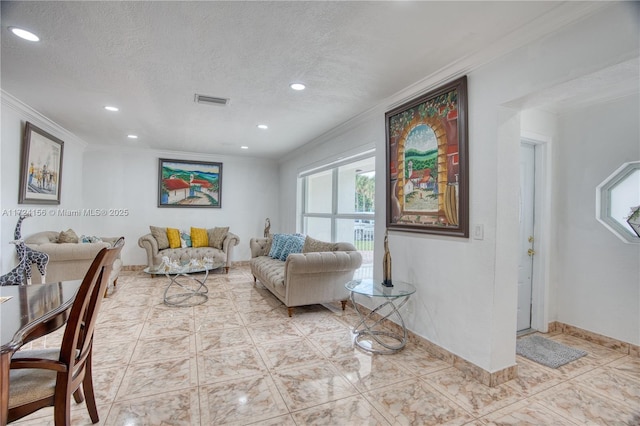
6,237,124,425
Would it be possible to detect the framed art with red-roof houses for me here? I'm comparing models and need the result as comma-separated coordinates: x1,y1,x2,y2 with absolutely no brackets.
158,158,222,208
385,76,468,237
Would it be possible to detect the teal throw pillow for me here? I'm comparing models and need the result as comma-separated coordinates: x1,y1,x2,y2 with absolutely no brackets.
181,232,192,248
278,234,306,261
268,234,287,259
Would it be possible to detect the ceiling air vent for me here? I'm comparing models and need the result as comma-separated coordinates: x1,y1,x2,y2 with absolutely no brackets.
194,94,229,106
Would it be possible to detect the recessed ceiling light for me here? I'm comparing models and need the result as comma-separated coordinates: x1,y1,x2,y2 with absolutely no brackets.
290,83,306,91
127,134,138,139
257,124,268,130
240,146,249,150
104,106,119,112
9,27,39,42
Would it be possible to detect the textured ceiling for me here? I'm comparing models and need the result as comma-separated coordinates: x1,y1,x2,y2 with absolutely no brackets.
0,1,609,159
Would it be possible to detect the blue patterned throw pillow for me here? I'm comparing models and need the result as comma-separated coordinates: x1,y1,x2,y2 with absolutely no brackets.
278,234,306,261
268,234,287,259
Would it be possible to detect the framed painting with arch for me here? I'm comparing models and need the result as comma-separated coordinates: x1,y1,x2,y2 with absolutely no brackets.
385,76,469,237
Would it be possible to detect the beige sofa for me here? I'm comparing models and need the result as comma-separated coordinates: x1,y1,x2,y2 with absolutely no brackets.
138,230,239,274
250,236,362,316
24,231,123,290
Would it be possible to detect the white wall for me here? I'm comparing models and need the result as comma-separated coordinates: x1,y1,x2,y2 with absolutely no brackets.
554,94,640,345
81,147,279,265
1,92,280,269
279,3,639,372
1,94,87,272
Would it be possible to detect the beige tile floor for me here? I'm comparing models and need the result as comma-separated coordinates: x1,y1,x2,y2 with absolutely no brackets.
12,267,640,425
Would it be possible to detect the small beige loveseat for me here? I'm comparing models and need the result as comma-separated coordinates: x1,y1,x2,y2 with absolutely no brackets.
24,231,123,289
138,226,239,274
250,235,362,316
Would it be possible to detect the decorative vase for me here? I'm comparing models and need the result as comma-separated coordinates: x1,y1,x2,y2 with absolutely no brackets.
382,229,393,287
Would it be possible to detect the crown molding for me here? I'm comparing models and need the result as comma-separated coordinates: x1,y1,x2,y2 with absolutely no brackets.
280,1,610,165
1,90,88,149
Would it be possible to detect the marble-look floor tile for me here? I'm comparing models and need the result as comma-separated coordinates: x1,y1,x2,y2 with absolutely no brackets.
506,357,564,396
92,339,136,368
246,321,304,344
384,344,450,376
480,400,579,425
92,365,127,404
294,315,349,336
424,367,524,417
193,295,236,313
10,404,110,425
292,394,391,426
271,360,358,411
130,334,196,364
139,316,194,339
194,311,244,332
196,327,253,352
115,358,198,401
199,375,288,425
66,267,639,424
104,293,156,309
332,352,415,392
606,355,640,381
308,330,360,359
573,366,640,406
256,338,326,370
197,346,268,385
239,306,290,324
364,378,474,425
95,319,144,343
97,305,150,324
146,304,194,321
533,382,639,424
246,414,297,425
106,388,199,426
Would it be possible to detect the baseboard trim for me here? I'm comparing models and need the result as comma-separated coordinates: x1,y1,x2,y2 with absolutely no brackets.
348,301,517,387
549,321,639,358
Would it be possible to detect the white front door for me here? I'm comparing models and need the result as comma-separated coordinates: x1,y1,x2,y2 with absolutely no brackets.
517,143,536,331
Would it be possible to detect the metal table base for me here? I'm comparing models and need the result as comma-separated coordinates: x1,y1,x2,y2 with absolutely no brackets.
163,269,209,306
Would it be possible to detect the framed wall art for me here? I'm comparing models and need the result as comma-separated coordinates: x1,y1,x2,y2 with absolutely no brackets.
386,76,469,237
19,122,64,205
158,158,222,208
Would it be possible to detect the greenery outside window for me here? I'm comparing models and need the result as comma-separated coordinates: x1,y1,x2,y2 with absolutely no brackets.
300,155,375,256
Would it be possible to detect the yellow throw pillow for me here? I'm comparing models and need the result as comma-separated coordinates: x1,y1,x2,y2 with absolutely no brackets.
166,228,181,249
191,227,209,248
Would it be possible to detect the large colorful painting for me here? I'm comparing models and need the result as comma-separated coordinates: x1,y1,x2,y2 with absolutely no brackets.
158,158,222,208
385,76,468,237
19,122,64,205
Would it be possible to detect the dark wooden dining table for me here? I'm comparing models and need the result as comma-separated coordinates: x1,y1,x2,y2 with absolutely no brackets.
0,280,82,426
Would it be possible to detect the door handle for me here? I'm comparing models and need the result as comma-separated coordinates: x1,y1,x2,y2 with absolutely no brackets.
528,248,535,256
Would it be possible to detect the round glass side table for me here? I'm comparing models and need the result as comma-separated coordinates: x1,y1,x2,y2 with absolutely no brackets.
345,278,416,354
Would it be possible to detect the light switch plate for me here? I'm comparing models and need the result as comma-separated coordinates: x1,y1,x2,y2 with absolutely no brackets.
473,224,484,240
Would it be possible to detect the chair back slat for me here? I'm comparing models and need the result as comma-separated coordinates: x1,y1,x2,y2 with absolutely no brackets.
59,239,124,374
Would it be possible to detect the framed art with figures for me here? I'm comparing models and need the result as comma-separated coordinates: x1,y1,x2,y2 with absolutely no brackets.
19,122,64,205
